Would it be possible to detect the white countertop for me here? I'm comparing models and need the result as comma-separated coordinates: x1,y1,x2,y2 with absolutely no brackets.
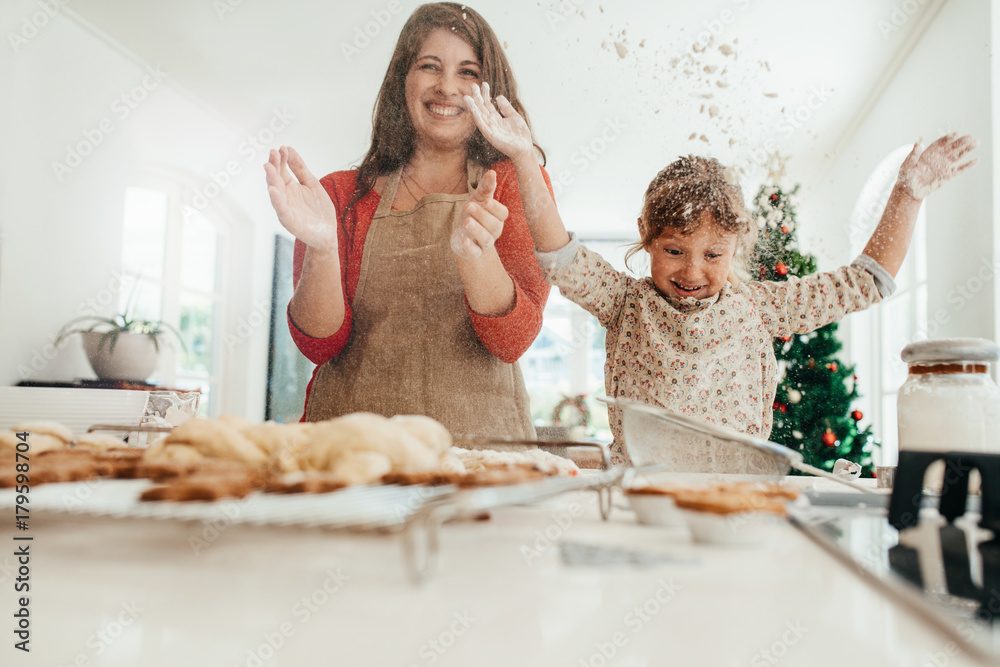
0,479,991,667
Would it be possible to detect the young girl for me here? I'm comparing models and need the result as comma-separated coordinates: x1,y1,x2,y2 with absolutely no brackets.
456,82,979,464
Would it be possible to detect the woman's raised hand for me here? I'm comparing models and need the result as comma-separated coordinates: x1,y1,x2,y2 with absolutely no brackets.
464,82,534,161
264,146,339,252
897,133,979,200
451,169,508,261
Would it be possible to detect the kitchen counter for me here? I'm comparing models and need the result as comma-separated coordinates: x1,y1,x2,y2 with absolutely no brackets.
1,479,992,667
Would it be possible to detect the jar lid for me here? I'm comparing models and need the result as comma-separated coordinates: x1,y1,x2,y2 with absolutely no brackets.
901,338,999,364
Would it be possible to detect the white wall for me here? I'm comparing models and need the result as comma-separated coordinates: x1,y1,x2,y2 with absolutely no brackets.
809,0,994,336
804,0,995,448
0,2,284,419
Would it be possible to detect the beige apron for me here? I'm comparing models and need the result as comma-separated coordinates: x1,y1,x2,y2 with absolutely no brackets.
305,160,536,439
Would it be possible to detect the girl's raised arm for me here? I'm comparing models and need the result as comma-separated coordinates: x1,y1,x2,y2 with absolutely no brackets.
465,82,571,252
863,133,978,277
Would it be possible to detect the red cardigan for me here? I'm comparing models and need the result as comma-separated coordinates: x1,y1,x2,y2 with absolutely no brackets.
288,159,553,409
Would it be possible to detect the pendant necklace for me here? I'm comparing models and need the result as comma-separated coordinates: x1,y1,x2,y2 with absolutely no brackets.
402,167,466,202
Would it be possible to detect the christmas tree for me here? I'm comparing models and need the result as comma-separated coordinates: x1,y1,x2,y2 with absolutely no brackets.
753,184,879,476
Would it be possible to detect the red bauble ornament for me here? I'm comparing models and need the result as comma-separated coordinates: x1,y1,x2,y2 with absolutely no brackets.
780,336,791,342
822,430,837,447
851,410,863,421
826,362,838,372
775,262,789,276
769,193,779,204
781,225,789,234
774,402,787,414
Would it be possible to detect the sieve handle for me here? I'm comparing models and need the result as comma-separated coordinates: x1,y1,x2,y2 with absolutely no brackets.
792,461,881,495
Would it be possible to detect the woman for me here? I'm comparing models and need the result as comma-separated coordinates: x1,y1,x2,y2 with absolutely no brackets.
264,3,552,438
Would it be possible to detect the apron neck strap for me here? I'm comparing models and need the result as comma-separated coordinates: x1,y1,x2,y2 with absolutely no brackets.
374,168,403,218
374,159,486,219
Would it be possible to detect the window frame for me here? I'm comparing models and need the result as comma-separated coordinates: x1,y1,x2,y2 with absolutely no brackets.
519,236,636,440
847,146,928,465
120,174,231,416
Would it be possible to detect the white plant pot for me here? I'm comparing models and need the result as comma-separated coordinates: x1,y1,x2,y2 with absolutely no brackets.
81,331,160,382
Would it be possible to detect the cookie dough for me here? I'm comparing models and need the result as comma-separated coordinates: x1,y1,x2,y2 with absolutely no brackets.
76,433,129,451
241,421,313,472
304,413,439,474
12,421,73,444
0,431,65,455
390,414,453,456
154,418,268,466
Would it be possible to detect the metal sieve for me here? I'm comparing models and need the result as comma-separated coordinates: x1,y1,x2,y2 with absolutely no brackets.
603,397,878,494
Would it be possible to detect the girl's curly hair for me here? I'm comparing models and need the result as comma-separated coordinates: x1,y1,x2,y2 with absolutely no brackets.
625,156,756,283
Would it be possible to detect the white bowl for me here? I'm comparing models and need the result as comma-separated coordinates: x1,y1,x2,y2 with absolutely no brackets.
626,491,686,527
681,509,781,546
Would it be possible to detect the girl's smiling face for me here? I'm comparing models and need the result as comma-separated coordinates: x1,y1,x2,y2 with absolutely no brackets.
647,212,739,301
405,28,482,152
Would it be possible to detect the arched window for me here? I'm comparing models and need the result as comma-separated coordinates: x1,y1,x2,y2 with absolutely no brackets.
848,146,927,465
120,180,229,415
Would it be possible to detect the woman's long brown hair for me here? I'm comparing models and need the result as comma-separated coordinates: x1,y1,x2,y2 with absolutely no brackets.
348,2,543,211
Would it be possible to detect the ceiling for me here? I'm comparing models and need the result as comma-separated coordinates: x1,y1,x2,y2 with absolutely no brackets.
62,0,947,229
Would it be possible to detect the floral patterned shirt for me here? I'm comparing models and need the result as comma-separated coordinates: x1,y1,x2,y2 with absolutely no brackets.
537,236,893,465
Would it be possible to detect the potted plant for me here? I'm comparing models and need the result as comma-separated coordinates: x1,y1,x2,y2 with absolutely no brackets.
55,313,187,383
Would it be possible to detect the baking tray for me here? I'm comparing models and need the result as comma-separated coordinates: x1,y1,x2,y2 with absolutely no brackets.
0,478,454,531
0,467,623,583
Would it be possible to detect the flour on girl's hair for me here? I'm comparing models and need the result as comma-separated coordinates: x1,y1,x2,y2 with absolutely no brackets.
624,155,756,279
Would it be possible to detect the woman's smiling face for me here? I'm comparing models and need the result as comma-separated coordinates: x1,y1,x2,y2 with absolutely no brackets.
405,28,482,152
647,212,739,301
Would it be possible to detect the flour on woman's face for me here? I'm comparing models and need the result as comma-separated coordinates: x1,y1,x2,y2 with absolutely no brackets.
405,28,482,152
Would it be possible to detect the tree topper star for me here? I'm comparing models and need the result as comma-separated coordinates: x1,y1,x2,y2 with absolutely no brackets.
766,152,789,185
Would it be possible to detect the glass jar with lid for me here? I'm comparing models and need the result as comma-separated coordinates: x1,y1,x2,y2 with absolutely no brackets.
897,338,1000,491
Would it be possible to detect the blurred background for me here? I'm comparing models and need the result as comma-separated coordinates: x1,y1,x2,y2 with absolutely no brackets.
0,0,994,457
